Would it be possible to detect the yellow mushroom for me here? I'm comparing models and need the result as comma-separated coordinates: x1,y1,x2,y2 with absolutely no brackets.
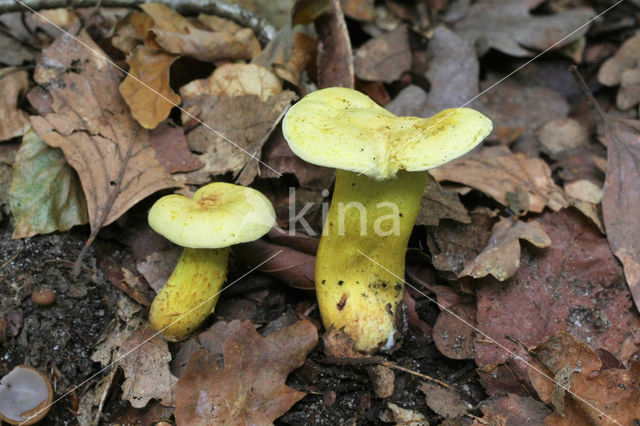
283,87,492,353
148,182,275,341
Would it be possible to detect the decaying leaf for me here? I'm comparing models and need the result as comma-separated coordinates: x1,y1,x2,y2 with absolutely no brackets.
598,32,640,110
175,320,318,424
475,209,640,393
180,63,282,105
381,402,428,425
602,117,640,314
111,11,154,55
117,324,178,408
430,145,568,213
387,27,479,118
119,46,180,129
433,302,476,360
419,382,470,419
315,0,354,88
148,120,203,174
354,24,411,83
0,68,30,142
417,173,470,227
341,0,375,21
9,128,88,238
29,32,176,241
175,91,297,185
529,332,640,426
454,0,595,57
478,394,551,425
537,118,590,155
459,217,551,281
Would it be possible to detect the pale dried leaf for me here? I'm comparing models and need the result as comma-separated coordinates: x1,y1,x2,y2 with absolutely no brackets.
537,118,589,155
0,68,30,141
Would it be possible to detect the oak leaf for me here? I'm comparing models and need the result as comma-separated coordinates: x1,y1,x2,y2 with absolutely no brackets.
175,320,318,425
30,32,176,243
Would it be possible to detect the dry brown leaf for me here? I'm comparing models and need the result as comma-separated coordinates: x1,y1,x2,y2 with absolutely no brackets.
433,302,476,360
175,320,318,424
459,217,551,281
138,3,192,33
180,63,282,104
430,145,568,213
564,179,602,204
340,0,375,21
382,402,428,425
175,91,296,185
419,382,470,419
417,173,470,227
537,118,589,155
454,0,595,57
602,117,640,314
111,11,154,54
154,27,260,62
598,32,640,110
197,13,243,33
148,120,203,174
0,68,30,142
475,209,640,394
354,24,411,83
117,324,178,408
478,394,551,425
119,46,180,129
30,32,177,244
315,0,354,88
529,332,640,426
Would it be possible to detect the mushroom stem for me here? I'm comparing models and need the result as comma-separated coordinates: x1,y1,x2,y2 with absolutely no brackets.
316,169,427,353
149,247,230,341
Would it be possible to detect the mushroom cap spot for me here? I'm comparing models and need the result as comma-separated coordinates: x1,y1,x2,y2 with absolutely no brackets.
0,365,53,425
282,87,493,180
148,182,276,248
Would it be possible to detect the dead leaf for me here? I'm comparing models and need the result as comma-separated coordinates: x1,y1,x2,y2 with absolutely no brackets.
111,11,154,55
454,0,595,57
419,382,470,419
381,402,428,425
30,32,177,244
154,27,259,62
9,128,88,238
529,332,640,426
0,30,39,66
430,145,568,213
315,0,354,88
180,63,282,105
417,173,470,226
136,246,182,292
354,24,411,83
175,320,318,424
148,120,203,174
433,302,476,360
602,118,640,314
386,27,479,118
565,179,602,204
475,209,640,393
117,324,178,408
460,217,551,281
138,2,193,33
341,0,375,21
537,118,589,155
175,91,297,185
598,32,640,110
478,394,551,425
0,68,30,141
119,46,180,129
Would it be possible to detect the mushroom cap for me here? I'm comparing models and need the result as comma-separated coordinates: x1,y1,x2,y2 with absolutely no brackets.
0,365,53,425
148,182,276,248
282,87,493,180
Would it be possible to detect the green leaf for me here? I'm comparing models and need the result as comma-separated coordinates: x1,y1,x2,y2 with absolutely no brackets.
9,128,88,238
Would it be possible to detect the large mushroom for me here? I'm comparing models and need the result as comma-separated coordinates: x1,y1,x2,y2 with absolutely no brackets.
0,365,53,425
148,182,275,340
282,87,492,353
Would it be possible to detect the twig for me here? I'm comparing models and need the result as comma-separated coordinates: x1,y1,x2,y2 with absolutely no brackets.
381,361,452,389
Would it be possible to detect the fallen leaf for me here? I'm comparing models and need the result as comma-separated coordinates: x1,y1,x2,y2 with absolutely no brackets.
175,91,297,185
475,209,640,393
433,302,476,360
119,46,180,129
0,31,38,66
111,11,154,54
454,0,595,57
430,145,568,213
138,2,193,33
419,382,470,419
564,179,602,204
117,324,178,408
315,0,354,88
382,402,428,425
175,320,318,424
460,217,551,281
386,27,479,118
529,332,640,426
136,246,182,292
180,63,282,105
598,32,640,110
0,68,30,141
537,118,590,155
602,117,640,314
341,0,375,21
478,394,551,425
30,32,177,244
148,120,203,174
354,24,411,83
9,128,88,238
417,173,470,226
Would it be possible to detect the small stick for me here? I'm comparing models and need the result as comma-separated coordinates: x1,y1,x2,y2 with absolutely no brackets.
381,361,452,389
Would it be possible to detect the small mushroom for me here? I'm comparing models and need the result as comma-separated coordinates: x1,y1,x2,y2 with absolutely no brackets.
148,182,275,341
0,365,53,425
31,286,56,306
282,87,492,353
